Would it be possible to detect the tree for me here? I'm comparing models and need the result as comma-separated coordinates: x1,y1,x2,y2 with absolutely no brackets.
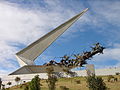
107,75,114,82
7,82,12,88
86,75,108,90
1,84,5,90
29,75,41,90
46,67,58,90
24,84,29,90
15,77,21,85
0,78,2,89
23,81,26,84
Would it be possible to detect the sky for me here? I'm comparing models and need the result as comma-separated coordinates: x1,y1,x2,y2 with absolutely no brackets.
0,0,120,75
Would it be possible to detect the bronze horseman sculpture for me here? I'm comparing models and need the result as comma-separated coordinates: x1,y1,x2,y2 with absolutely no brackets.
45,43,105,69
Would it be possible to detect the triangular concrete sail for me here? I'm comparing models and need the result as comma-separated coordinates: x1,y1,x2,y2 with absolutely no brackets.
9,65,70,75
16,8,88,67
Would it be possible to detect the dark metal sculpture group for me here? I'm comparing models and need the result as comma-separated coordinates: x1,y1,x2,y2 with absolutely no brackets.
44,43,105,69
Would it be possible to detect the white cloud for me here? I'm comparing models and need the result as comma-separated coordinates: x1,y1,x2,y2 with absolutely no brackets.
84,0,120,45
94,1,120,26
93,48,120,61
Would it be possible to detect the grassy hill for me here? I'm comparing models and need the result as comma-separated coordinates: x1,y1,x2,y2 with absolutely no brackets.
8,75,120,90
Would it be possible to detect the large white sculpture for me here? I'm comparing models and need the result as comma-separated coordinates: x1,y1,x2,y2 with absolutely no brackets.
9,8,88,75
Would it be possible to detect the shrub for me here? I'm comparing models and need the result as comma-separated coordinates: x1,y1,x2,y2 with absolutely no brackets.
1,84,5,90
107,75,114,82
29,75,41,90
0,78,2,89
75,80,81,84
20,84,23,88
15,77,21,85
86,75,108,90
116,72,120,75
59,86,69,90
7,82,12,86
5,88,10,90
23,81,26,83
7,81,12,89
114,77,118,82
24,84,29,90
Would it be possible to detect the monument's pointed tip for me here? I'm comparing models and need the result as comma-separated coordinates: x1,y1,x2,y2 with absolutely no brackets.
83,8,88,12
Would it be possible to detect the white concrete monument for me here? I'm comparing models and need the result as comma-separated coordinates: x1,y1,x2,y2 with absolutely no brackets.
86,64,95,76
10,8,88,75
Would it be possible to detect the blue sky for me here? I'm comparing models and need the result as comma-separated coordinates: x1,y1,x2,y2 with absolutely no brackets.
0,0,120,74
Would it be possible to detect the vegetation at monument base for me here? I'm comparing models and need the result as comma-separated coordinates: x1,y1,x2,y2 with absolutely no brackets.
28,75,41,90
86,75,108,90
15,77,21,85
0,78,2,89
46,67,58,90
6,75,120,90
7,81,12,88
